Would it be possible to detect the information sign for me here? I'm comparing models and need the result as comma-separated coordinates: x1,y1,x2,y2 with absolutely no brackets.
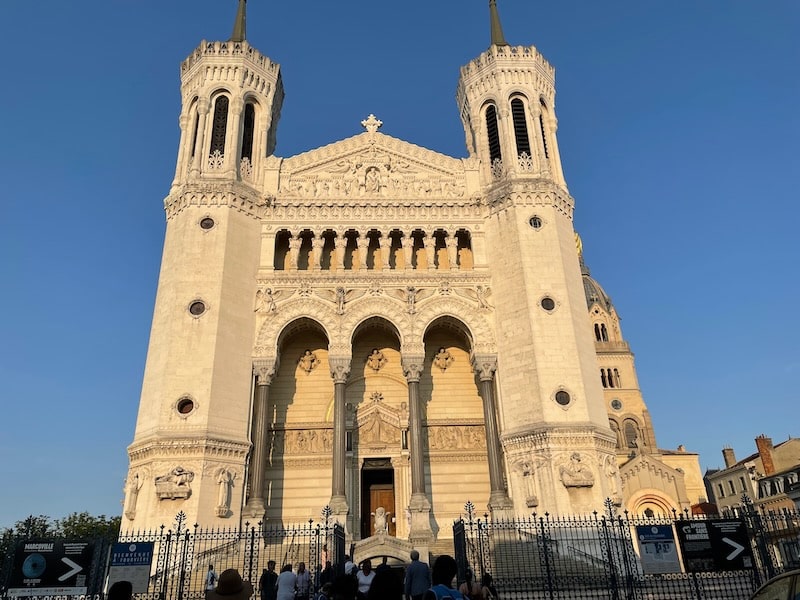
107,542,155,593
635,524,681,574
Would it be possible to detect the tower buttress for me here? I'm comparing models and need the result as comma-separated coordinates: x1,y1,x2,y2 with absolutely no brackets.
459,1,616,514
127,3,283,528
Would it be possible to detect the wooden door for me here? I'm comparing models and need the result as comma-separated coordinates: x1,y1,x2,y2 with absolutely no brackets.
369,483,396,537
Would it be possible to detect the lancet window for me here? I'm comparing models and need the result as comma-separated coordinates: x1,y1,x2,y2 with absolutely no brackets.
209,96,230,157
241,103,256,161
594,323,609,342
511,98,531,159
539,99,550,160
485,105,502,166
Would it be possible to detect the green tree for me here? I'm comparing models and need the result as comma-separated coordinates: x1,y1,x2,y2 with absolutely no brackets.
57,512,121,541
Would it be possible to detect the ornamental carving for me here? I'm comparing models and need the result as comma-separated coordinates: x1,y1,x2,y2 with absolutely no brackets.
558,452,595,488
426,425,486,451
298,350,320,373
280,429,333,454
154,466,195,500
433,347,454,372
278,133,469,201
366,349,387,372
254,287,282,313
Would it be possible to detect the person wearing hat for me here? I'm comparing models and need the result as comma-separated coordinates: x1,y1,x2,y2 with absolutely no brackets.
207,569,254,600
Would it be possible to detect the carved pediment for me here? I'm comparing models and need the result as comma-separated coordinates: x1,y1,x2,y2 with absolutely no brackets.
620,454,685,487
356,393,403,448
279,132,469,200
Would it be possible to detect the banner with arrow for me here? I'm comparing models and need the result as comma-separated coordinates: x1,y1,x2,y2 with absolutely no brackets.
676,519,754,572
6,540,95,597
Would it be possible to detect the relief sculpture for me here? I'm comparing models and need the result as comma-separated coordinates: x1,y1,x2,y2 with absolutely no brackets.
427,425,485,450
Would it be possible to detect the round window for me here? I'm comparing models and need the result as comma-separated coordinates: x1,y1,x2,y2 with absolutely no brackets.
176,398,195,415
555,391,571,406
529,215,543,229
189,301,206,316
541,297,556,311
200,217,215,230
611,399,623,411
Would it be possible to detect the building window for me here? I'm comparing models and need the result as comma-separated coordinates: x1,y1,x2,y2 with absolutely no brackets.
728,480,736,495
613,368,622,388
511,98,531,158
717,483,725,498
624,420,641,448
739,476,747,492
241,103,256,161
485,105,502,165
539,99,550,160
210,96,229,156
190,112,199,158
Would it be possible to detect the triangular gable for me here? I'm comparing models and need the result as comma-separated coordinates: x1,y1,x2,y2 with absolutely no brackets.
277,132,471,200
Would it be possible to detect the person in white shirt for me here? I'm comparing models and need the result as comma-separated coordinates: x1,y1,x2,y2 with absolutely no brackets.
356,559,375,598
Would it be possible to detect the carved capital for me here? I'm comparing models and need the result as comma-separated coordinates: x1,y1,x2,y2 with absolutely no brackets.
401,356,425,383
253,358,277,385
197,99,211,115
328,356,352,384
471,354,498,381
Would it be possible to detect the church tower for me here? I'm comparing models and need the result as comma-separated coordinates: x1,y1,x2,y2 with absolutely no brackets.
125,0,284,525
456,1,618,513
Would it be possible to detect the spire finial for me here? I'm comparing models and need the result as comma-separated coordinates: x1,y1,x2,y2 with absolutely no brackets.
230,0,247,42
489,0,509,47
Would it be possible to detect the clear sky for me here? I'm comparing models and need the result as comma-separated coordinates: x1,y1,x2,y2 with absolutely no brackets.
0,1,798,529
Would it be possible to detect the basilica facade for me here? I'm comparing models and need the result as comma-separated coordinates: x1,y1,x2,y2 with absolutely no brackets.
124,0,704,541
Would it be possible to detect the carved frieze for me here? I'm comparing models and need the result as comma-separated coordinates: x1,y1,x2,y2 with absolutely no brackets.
154,466,195,500
426,425,486,451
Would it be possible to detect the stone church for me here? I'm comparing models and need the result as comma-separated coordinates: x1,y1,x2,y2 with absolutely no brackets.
124,0,705,542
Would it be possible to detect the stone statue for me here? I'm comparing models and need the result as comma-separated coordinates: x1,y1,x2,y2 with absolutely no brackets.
406,286,418,313
559,453,594,488
154,466,195,500
366,348,387,372
335,287,347,314
298,349,319,373
372,506,390,534
123,471,143,520
215,468,235,517
433,347,454,372
254,288,278,313
516,460,539,508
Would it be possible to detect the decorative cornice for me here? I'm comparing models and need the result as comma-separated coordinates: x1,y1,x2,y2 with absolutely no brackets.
164,182,268,221
127,437,250,462
483,182,574,219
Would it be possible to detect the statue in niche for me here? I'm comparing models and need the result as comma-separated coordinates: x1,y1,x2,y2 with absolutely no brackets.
254,288,279,312
372,507,390,534
559,453,595,488
604,456,623,506
154,466,195,500
433,347,454,372
335,287,347,314
366,349,387,372
215,468,235,517
298,350,319,374
123,471,143,520
515,460,539,508
405,286,418,313
361,411,389,444
363,166,381,194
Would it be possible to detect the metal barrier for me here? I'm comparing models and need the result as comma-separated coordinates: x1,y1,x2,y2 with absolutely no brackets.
453,499,800,600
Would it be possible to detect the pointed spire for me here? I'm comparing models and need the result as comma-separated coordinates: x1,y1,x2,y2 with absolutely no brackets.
230,0,247,42
489,0,509,47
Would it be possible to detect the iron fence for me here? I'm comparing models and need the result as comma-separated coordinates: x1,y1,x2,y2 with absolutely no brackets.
1,512,345,600
453,499,800,600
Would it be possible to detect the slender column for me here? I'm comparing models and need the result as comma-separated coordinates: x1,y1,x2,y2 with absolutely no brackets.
329,357,351,517
224,97,243,175
288,235,301,270
334,233,347,270
423,234,436,270
402,355,433,543
446,233,459,270
472,354,513,512
243,359,277,519
401,233,414,270
311,234,324,270
172,114,191,186
189,100,210,177
356,232,369,270
377,233,391,270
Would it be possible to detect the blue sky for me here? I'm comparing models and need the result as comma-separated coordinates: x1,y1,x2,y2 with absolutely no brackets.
0,1,798,528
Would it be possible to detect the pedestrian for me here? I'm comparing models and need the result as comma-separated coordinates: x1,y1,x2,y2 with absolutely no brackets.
330,574,357,600
205,564,219,599
296,562,311,600
404,549,431,600
480,574,498,600
367,569,402,600
207,569,254,600
458,569,482,600
276,564,296,600
356,559,375,599
344,555,356,578
315,582,333,600
423,555,465,600
260,561,278,600
108,580,133,600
